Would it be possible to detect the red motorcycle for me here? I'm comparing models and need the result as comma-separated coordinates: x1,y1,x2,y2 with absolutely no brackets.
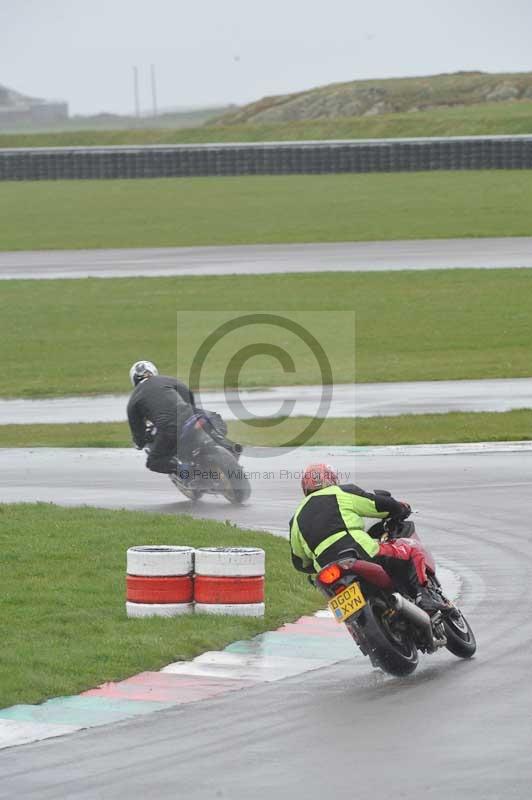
313,515,476,677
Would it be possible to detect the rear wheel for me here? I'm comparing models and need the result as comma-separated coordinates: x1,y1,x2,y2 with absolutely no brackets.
201,446,251,504
353,598,418,677
443,609,477,658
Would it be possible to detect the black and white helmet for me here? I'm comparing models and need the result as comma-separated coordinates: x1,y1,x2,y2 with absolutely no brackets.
129,360,158,387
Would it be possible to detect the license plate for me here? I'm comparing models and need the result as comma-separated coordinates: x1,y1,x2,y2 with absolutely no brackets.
328,582,366,623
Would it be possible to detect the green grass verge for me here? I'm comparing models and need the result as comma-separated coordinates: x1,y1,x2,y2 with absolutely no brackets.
0,423,131,448
2,101,532,147
229,411,532,446
1,171,532,251
1,269,532,397
0,504,321,708
1,410,531,448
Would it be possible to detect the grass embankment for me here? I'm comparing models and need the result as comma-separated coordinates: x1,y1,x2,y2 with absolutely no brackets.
1,411,531,448
0,504,321,708
219,71,532,124
1,171,532,251
1,269,532,398
1,104,532,148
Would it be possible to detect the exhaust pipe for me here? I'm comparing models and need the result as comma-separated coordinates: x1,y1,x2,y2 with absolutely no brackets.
391,592,433,636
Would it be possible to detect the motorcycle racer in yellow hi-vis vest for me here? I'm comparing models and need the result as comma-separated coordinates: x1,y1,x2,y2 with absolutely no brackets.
289,463,447,615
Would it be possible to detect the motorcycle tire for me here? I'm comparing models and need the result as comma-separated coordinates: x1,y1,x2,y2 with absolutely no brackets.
426,576,477,659
443,608,477,659
352,597,419,677
201,445,251,505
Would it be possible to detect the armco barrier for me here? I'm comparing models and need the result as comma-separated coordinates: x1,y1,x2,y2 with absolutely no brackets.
1,135,532,181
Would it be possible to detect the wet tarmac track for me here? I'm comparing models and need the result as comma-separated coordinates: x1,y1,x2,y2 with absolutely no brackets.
2,377,532,425
1,443,531,797
1,236,531,280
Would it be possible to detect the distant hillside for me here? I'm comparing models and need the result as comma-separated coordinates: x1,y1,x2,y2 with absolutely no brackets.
215,71,532,124
0,81,234,132
0,92,234,133
62,106,236,132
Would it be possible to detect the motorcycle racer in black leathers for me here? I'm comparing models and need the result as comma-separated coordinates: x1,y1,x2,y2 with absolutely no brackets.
127,360,208,475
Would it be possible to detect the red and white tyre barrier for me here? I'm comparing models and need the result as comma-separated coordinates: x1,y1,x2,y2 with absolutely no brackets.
127,545,194,576
125,601,194,618
194,547,265,617
126,545,194,618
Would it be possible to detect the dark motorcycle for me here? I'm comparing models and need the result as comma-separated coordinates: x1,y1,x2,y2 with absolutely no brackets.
313,513,476,677
144,411,251,505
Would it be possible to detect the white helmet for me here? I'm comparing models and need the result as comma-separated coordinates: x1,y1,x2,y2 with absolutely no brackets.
129,360,158,387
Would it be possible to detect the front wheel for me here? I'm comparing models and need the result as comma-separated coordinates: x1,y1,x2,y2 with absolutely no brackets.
427,576,476,659
443,608,477,658
350,598,418,677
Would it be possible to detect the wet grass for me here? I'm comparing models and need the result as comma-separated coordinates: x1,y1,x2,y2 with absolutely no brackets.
1,269,532,398
0,503,322,708
1,410,531,448
0,423,131,448
229,411,532,446
1,170,532,251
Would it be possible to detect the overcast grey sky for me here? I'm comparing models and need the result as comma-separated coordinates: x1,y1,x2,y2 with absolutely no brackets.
2,0,532,115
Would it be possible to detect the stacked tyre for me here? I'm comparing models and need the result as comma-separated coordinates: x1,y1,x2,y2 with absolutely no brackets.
126,545,194,618
194,547,265,617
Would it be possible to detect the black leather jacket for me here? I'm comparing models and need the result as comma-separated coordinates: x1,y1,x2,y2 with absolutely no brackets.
127,375,195,448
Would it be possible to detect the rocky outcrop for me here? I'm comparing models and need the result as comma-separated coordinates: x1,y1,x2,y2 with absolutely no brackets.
216,71,532,125
485,84,520,102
